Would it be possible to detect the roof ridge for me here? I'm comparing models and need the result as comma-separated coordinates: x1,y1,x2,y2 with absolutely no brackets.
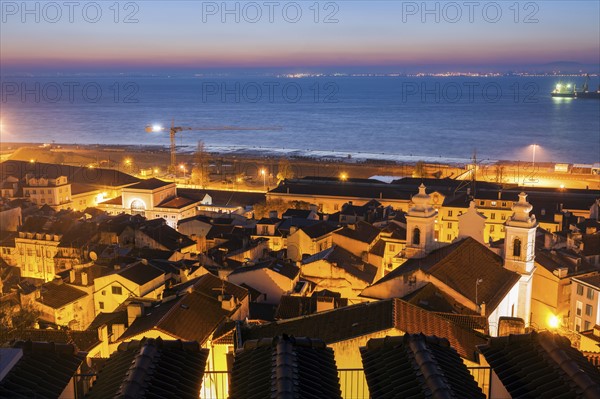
405,335,456,399
116,339,161,398
272,336,298,398
536,332,600,398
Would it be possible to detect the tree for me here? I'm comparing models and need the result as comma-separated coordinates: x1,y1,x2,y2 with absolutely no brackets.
191,141,210,188
413,161,427,178
494,165,505,183
252,198,310,219
276,159,295,183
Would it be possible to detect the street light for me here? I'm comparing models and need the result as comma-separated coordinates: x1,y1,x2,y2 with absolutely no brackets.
260,168,267,189
548,314,560,329
475,278,483,307
180,164,187,178
340,172,348,181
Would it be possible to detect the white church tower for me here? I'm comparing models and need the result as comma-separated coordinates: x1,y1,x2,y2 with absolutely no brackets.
405,184,437,258
504,192,537,325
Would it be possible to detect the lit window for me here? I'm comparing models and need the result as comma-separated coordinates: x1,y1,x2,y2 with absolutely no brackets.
491,201,497,206
576,301,582,316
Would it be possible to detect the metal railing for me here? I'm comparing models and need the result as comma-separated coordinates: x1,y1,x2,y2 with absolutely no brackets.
468,366,492,398
200,366,492,399
338,368,370,399
201,371,229,399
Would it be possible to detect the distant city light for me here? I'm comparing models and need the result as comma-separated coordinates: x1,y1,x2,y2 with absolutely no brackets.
152,124,163,132
340,172,348,181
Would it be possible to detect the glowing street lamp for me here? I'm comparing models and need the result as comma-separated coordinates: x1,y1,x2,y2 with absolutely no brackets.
260,168,267,189
548,314,560,329
475,278,483,307
180,164,187,178
340,172,348,181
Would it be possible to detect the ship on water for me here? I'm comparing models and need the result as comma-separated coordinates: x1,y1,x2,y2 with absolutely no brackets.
551,74,600,99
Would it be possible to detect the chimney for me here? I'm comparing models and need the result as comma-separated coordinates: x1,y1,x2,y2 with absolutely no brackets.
316,297,335,313
69,269,76,283
479,302,486,316
127,302,144,326
498,191,502,200
97,325,109,358
112,323,125,340
219,294,236,311
81,272,88,286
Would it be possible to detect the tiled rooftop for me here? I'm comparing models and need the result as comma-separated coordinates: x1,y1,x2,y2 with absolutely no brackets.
361,334,486,399
87,338,209,399
479,331,600,398
0,341,85,398
229,335,341,399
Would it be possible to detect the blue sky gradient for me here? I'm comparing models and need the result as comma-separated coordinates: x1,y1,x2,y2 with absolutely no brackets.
1,1,599,74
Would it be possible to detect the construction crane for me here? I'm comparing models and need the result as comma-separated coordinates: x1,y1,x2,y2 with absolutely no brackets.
146,120,282,173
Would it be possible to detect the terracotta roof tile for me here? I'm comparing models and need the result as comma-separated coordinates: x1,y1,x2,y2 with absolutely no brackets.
230,335,341,399
361,334,485,399
87,338,208,399
479,332,600,398
0,341,85,398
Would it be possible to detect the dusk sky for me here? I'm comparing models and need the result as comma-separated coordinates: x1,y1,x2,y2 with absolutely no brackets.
1,1,599,74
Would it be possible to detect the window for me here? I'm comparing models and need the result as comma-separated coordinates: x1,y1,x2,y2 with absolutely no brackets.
502,202,507,207
412,227,421,245
490,225,495,232
586,304,593,316
587,287,594,300
575,317,581,332
491,201,497,206
448,210,453,217
447,234,452,241
576,301,582,316
491,213,496,220
102,290,106,296
99,302,104,310
111,286,123,295
334,204,339,211
513,238,522,258
261,226,269,235
501,214,506,220
447,222,452,228
577,284,584,295
585,321,591,331
479,200,485,206
389,244,396,252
